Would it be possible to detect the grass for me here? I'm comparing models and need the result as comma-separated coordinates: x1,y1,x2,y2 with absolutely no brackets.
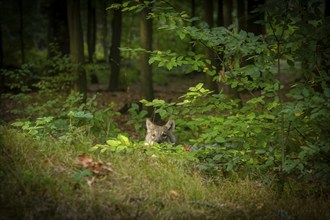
0,126,329,219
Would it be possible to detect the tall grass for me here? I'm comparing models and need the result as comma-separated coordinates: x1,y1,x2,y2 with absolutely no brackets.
0,126,329,219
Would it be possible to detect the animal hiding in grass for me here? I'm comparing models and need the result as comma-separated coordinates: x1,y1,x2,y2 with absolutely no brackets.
145,119,176,145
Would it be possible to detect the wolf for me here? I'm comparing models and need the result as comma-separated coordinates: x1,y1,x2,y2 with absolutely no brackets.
145,119,176,145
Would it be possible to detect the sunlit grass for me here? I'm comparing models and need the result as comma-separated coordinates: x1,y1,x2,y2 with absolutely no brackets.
0,126,329,219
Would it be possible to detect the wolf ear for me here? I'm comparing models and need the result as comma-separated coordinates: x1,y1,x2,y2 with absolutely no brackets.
146,118,154,130
165,120,175,131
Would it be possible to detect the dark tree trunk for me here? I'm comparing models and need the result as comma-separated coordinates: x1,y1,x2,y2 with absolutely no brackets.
217,0,223,26
223,0,233,27
87,0,96,63
140,0,154,101
18,0,25,64
0,22,3,68
191,0,196,26
204,0,218,92
325,0,330,17
108,0,122,91
47,0,70,57
0,21,3,92
100,0,109,61
237,0,247,30
247,0,265,35
67,0,87,101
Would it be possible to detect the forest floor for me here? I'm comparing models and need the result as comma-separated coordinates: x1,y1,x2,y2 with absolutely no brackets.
3,71,328,220
1,126,329,220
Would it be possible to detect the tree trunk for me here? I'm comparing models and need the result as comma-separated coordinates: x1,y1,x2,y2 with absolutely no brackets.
237,0,247,30
47,0,70,57
191,0,196,26
100,0,109,61
204,0,218,92
87,0,96,63
18,0,25,64
223,0,233,27
0,21,3,92
140,1,154,101
326,0,330,17
217,0,223,26
67,0,87,101
0,21,3,68
108,0,122,91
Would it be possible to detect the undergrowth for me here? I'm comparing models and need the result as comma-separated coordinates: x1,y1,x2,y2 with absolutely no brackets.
1,127,329,219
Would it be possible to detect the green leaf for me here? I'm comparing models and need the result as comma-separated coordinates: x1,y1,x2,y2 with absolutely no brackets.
117,145,127,152
90,145,100,151
148,57,155,64
106,139,121,147
215,136,225,143
177,30,186,40
287,59,295,66
11,121,25,127
118,134,130,145
302,88,309,97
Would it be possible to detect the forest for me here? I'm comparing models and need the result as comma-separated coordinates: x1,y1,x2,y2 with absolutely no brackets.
0,0,329,219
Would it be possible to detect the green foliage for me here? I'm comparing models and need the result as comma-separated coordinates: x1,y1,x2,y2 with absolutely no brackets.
137,80,329,182
139,84,280,176
34,45,75,94
115,0,330,184
11,116,55,138
0,64,35,92
10,93,121,143
91,134,134,153
127,103,148,136
280,82,330,181
90,134,195,162
2,48,120,143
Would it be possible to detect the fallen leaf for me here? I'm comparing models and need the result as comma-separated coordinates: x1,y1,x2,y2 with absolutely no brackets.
169,190,179,199
75,154,113,175
183,144,192,152
76,153,93,168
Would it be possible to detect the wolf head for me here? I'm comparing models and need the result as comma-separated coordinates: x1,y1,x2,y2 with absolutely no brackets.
145,119,176,145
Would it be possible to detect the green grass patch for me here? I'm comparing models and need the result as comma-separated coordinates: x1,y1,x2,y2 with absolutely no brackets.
0,126,329,219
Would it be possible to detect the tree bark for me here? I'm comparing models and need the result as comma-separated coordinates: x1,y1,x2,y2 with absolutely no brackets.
140,0,154,101
0,21,3,92
108,0,122,91
326,0,330,17
100,0,109,61
217,0,223,26
87,0,96,63
47,0,70,57
237,0,247,30
191,0,196,26
0,21,3,68
67,0,87,100
18,0,25,64
223,0,233,27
